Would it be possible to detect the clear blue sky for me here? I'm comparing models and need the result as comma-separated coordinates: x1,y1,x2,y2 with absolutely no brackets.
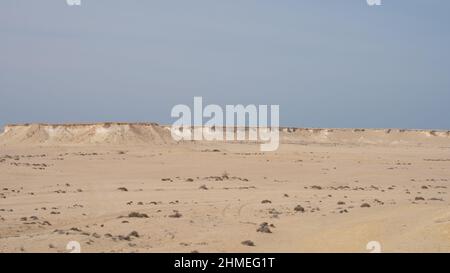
1,0,449,130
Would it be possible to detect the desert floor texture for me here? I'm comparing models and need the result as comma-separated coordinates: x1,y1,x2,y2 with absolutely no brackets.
0,123,449,252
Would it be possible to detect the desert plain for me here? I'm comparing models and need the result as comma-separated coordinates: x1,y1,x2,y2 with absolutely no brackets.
0,123,449,253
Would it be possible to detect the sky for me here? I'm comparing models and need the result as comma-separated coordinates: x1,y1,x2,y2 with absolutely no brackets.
1,0,449,130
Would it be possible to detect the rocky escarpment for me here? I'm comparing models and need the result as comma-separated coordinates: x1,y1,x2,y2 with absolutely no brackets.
0,123,173,145
0,123,449,146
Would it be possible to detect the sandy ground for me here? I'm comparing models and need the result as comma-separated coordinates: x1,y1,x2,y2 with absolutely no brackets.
0,137,449,253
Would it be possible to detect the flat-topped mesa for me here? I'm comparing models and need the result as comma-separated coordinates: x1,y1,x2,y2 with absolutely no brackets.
0,123,449,146
4,122,159,129
278,127,450,146
0,122,173,145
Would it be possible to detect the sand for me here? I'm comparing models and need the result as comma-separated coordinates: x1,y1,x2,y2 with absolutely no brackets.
0,123,449,253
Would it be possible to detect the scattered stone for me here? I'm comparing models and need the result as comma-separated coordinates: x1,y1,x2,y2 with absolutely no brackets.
169,210,182,218
294,205,305,213
41,221,52,226
256,222,272,233
118,231,140,241
268,208,281,218
128,231,140,238
128,212,149,218
241,240,255,247
118,235,131,241
374,199,384,205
